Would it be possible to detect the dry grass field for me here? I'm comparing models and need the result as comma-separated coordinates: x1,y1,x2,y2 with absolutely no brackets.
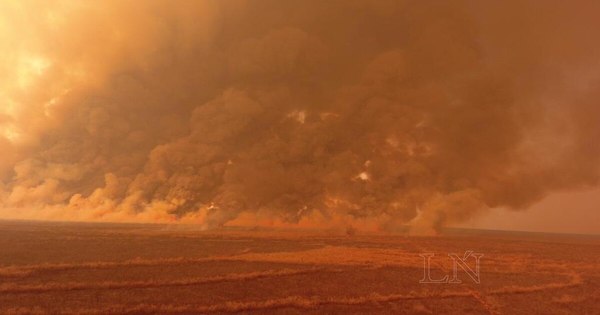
0,220,598,314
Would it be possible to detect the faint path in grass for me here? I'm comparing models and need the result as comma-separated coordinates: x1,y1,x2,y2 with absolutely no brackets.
1,277,586,315
0,267,338,294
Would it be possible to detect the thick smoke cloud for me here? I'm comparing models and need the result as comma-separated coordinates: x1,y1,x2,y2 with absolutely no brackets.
0,0,599,234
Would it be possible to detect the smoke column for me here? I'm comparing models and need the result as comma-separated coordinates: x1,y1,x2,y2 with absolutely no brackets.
0,0,599,234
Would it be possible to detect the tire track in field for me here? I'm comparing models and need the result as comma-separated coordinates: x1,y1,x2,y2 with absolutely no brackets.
56,274,586,314
0,255,257,279
0,243,417,279
0,267,336,294
0,255,586,314
0,291,478,314
489,271,582,295
0,276,587,315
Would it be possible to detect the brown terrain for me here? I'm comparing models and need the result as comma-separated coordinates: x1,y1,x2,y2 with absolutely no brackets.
0,220,598,314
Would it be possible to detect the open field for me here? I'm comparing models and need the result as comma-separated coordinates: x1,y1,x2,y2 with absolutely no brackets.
0,221,598,314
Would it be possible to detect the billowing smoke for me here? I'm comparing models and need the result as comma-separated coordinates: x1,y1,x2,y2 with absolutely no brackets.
0,0,599,234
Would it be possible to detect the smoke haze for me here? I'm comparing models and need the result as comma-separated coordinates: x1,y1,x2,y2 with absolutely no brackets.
1,0,599,234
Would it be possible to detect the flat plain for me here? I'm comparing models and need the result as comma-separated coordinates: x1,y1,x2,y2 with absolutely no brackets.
0,220,598,314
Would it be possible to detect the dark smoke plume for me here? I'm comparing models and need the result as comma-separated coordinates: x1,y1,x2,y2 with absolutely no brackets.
0,0,599,234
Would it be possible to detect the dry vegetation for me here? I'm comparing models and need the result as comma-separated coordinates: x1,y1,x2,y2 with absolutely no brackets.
0,221,598,314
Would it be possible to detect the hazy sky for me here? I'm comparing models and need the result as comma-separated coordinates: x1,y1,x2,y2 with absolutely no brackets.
458,188,600,235
0,0,598,234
